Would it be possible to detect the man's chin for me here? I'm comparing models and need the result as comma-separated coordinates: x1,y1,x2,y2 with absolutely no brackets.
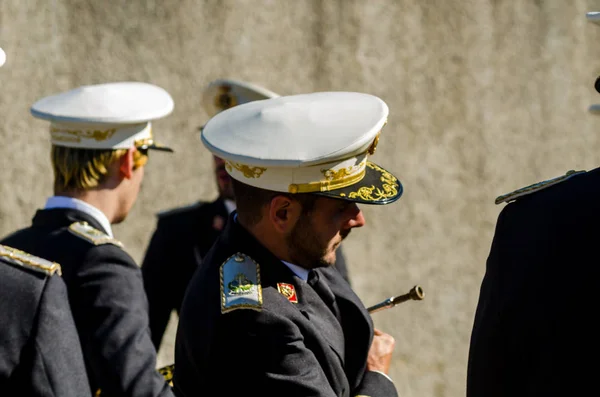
319,251,337,268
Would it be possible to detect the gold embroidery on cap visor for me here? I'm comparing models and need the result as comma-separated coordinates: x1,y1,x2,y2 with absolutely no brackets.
333,162,401,204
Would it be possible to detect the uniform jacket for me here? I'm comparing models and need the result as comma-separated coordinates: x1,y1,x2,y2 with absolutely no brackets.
142,197,352,349
1,208,174,397
173,213,397,397
0,249,91,396
467,168,600,397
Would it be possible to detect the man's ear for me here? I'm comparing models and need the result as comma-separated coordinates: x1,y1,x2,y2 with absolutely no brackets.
118,148,136,180
268,195,301,234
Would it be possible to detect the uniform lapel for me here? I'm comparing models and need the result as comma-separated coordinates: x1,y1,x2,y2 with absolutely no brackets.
320,266,372,389
294,276,346,364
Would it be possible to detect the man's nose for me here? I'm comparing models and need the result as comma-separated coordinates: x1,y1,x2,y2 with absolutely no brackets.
346,204,366,229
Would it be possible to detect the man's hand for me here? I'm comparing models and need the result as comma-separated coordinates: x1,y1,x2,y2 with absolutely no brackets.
367,328,395,374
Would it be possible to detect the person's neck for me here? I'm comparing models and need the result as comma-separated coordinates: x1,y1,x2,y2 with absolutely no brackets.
238,216,296,265
54,188,119,224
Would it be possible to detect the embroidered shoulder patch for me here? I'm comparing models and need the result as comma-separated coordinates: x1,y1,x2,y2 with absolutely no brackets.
0,244,62,276
495,170,586,205
68,222,124,247
220,252,262,313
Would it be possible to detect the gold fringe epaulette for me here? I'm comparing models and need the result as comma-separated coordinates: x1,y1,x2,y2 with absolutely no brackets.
495,170,586,205
68,222,124,247
0,244,62,276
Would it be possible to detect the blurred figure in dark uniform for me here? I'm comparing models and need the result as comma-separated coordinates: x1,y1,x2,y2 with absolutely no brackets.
175,91,401,396
467,76,600,396
1,82,175,397
142,79,352,350
0,244,91,396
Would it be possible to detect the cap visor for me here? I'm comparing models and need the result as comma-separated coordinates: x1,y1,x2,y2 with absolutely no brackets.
146,143,174,153
314,161,403,205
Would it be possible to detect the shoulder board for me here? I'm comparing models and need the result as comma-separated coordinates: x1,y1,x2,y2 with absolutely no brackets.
0,244,62,276
220,252,262,314
68,222,124,247
495,170,586,205
157,202,205,219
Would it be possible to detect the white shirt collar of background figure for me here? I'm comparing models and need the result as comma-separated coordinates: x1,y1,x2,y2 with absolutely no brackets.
224,199,236,215
44,196,114,237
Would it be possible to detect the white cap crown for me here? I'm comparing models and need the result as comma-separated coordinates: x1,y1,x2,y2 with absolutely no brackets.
31,82,174,151
201,91,401,205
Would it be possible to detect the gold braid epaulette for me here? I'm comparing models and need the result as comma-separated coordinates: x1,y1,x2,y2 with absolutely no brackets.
0,244,61,276
494,170,586,205
68,222,123,247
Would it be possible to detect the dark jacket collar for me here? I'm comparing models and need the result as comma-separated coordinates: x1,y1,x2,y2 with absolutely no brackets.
31,208,109,235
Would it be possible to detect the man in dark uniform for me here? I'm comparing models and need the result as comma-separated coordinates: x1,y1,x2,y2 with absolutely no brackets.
0,244,91,396
174,91,401,396
467,167,600,396
467,71,600,396
142,79,352,349
1,82,175,397
468,17,600,397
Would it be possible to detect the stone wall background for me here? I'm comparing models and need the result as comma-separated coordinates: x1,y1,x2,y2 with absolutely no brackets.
2,1,600,396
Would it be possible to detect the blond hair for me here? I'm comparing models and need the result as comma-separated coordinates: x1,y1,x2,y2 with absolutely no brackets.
51,145,148,191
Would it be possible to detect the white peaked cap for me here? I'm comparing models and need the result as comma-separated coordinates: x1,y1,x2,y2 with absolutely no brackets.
31,82,174,151
201,91,402,205
202,79,279,118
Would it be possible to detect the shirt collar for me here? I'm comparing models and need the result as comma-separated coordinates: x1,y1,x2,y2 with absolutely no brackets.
281,260,310,281
223,199,236,215
44,196,114,237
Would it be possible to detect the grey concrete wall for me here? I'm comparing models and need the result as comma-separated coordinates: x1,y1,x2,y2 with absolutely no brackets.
2,1,600,396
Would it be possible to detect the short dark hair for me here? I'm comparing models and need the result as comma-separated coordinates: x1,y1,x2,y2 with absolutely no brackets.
232,179,318,226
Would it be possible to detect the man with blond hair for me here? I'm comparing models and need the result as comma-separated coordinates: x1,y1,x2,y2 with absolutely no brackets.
1,82,175,397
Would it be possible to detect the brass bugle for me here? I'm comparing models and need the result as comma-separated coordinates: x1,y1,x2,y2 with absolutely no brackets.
367,285,425,314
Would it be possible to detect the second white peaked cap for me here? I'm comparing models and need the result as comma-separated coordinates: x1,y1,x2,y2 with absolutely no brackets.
202,79,279,118
202,91,402,205
31,82,174,151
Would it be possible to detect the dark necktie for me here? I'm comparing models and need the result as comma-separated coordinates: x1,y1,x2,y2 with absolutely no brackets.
308,270,342,324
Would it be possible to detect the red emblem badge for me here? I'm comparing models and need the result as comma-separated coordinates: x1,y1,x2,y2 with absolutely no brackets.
277,283,298,303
